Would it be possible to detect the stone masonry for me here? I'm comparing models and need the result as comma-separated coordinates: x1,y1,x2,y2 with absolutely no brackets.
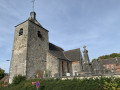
9,11,93,84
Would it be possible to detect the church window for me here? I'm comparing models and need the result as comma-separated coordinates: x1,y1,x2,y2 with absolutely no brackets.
67,62,70,73
62,61,64,75
19,28,23,36
37,31,42,38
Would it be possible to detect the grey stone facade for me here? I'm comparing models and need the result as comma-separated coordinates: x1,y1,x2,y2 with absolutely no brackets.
26,20,48,79
72,61,81,76
9,21,28,83
9,12,49,83
9,11,93,83
46,52,59,77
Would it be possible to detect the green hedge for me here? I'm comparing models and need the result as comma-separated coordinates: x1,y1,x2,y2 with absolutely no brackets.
1,77,120,90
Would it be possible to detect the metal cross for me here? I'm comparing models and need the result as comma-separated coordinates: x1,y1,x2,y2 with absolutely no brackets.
32,0,35,11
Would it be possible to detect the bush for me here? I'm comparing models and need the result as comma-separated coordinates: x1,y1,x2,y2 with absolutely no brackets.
0,68,5,79
12,75,26,85
1,77,120,90
0,81,4,87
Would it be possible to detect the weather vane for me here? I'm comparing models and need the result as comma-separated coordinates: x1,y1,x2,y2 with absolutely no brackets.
32,0,35,11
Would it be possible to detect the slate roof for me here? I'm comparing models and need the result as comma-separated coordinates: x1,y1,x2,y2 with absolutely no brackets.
49,43,64,51
15,18,49,32
92,57,120,69
48,43,81,61
49,43,68,60
99,57,120,65
63,48,81,61
49,50,68,60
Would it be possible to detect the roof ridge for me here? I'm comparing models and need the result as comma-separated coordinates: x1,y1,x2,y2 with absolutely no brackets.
64,48,80,52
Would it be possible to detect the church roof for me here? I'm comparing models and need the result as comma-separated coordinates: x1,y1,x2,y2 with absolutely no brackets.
15,11,49,32
15,19,49,32
49,43,68,60
49,50,68,60
64,48,81,61
49,43,82,61
49,43,64,51
98,57,120,65
92,57,120,69
28,17,42,27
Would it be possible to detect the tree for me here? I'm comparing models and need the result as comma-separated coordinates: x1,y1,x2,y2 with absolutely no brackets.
92,53,120,62
0,68,5,79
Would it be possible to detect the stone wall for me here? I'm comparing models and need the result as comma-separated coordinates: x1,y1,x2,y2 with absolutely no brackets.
61,74,120,80
59,60,72,77
72,61,81,76
46,52,59,77
26,20,49,79
9,21,29,83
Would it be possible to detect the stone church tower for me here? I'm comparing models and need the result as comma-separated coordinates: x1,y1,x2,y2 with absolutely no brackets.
9,11,49,83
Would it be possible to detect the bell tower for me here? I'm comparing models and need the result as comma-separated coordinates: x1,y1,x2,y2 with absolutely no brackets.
9,11,49,83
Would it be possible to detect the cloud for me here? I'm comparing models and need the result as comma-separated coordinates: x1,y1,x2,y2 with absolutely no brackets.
0,0,120,72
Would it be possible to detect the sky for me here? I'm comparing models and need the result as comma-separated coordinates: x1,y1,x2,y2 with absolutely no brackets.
0,0,120,73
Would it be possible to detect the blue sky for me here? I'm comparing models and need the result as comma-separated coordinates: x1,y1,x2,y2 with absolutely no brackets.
0,0,120,73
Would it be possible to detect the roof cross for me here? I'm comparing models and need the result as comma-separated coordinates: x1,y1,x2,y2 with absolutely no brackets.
83,45,86,50
32,0,35,11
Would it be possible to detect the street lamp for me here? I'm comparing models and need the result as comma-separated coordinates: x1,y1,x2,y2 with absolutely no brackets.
6,60,10,86
6,60,10,61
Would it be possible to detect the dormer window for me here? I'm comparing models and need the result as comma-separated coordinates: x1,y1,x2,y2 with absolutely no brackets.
37,31,42,38
19,28,23,36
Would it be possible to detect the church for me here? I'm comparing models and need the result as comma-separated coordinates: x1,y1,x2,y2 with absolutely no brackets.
9,11,91,84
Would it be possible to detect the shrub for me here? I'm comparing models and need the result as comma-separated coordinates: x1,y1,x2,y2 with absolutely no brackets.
1,77,120,90
12,75,26,85
0,81,4,87
0,68,5,79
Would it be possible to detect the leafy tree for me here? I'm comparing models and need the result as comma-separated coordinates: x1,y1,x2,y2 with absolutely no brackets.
0,68,5,79
92,53,120,62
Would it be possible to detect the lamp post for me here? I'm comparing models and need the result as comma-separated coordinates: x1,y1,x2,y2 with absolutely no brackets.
6,60,10,86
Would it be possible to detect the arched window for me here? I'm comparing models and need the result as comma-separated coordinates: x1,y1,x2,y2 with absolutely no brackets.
19,28,23,36
62,61,64,75
37,31,42,38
